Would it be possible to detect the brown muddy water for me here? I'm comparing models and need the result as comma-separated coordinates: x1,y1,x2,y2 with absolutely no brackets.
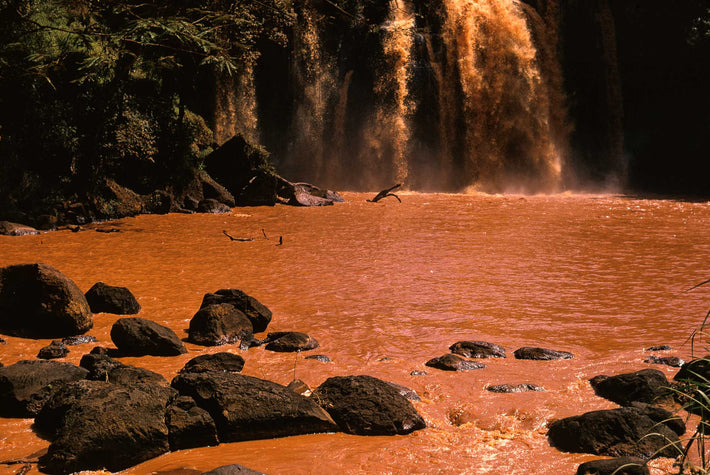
1,192,709,474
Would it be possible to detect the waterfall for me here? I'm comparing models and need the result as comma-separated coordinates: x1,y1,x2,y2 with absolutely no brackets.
214,61,259,145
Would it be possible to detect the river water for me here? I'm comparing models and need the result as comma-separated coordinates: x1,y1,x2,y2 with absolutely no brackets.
1,192,709,474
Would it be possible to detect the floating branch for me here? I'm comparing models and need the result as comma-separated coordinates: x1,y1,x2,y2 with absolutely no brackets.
277,236,283,246
262,228,269,240
367,184,402,203
222,230,254,242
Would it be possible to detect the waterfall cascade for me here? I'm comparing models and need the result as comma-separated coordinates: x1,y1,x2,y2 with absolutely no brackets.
218,0,571,193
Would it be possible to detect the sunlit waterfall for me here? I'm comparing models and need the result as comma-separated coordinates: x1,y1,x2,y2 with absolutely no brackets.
214,61,259,145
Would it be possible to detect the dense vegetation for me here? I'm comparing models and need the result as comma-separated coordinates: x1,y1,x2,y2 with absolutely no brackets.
0,0,292,218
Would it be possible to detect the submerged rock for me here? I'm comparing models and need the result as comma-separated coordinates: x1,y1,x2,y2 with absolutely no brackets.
486,383,544,393
313,375,426,436
425,354,485,371
644,355,684,367
513,347,573,360
36,380,175,474
0,360,88,417
110,317,187,356
37,341,69,360
590,369,672,406
305,354,331,363
264,332,319,352
645,345,672,351
200,289,272,333
576,457,649,475
188,303,253,346
171,372,338,442
179,352,245,374
197,199,231,214
0,263,93,338
0,221,39,236
85,282,141,315
547,405,683,459
61,335,98,346
450,341,506,358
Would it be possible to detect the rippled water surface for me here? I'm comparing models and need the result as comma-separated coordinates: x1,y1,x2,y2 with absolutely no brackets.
1,192,709,474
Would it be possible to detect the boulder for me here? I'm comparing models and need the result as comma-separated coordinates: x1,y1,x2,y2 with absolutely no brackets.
237,172,278,206
110,317,187,356
0,263,93,338
203,465,266,475
90,179,143,219
188,304,253,346
0,221,39,236
36,380,175,474
264,332,319,352
312,375,426,436
0,360,88,417
289,184,334,207
179,352,245,374
277,181,344,207
61,335,98,346
486,383,544,393
201,289,272,333
80,353,168,387
576,457,649,475
199,171,236,207
197,199,232,214
644,356,684,367
514,347,573,360
675,357,710,384
590,369,672,406
450,341,506,358
38,341,69,360
425,354,485,371
166,395,219,451
547,406,683,459
142,190,180,214
85,282,141,315
205,134,273,202
171,372,338,442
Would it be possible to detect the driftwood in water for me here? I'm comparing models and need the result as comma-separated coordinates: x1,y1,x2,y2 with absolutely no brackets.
367,184,402,203
222,230,254,242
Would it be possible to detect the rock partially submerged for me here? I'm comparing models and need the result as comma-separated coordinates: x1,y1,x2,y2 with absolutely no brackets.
0,360,88,417
36,380,175,474
38,341,69,360
0,263,93,338
590,369,672,406
547,405,684,459
62,335,98,346
203,465,266,475
487,383,544,393
313,375,426,436
171,372,338,442
110,317,187,356
201,289,272,333
188,303,253,346
644,355,684,367
179,353,245,374
576,457,649,475
197,199,232,214
450,341,506,358
0,221,39,236
85,282,141,315
425,354,485,371
264,332,319,352
305,354,331,363
514,347,573,360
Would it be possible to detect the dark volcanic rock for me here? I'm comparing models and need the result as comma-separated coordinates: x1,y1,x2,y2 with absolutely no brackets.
61,335,98,346
197,199,232,214
166,395,219,451
547,406,683,459
36,380,175,474
188,304,253,346
644,355,684,367
305,354,331,363
513,347,573,360
450,341,506,358
110,317,187,356
171,372,337,442
590,369,672,406
487,383,544,393
237,172,278,206
0,263,93,338
203,465,266,475
645,345,672,352
37,341,69,360
0,221,39,236
0,360,88,417
179,352,245,374
80,353,167,387
576,457,649,475
675,357,710,384
264,332,319,352
90,179,143,219
142,189,180,214
85,282,141,315
199,171,236,207
313,375,426,436
425,354,485,371
200,289,272,333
